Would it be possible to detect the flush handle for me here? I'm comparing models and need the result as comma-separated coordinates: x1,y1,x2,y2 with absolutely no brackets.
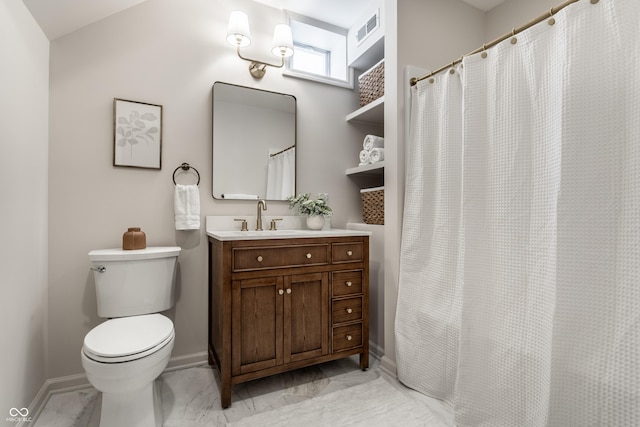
91,266,106,273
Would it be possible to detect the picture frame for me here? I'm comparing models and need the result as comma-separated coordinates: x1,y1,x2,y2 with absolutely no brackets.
113,98,163,169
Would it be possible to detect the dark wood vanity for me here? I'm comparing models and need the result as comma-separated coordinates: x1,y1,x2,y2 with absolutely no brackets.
207,233,369,408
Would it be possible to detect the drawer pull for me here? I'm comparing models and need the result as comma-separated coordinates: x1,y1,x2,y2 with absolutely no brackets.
346,335,353,341
286,288,292,294
346,281,352,287
346,308,353,314
306,253,312,259
347,250,353,256
278,289,284,295
257,255,264,262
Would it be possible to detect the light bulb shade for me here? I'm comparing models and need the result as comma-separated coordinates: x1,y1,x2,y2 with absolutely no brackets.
271,24,294,57
226,11,251,47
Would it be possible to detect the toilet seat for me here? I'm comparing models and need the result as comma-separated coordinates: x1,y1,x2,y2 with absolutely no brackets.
83,313,174,363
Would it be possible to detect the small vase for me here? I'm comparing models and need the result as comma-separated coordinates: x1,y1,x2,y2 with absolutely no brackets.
122,227,146,250
306,215,325,230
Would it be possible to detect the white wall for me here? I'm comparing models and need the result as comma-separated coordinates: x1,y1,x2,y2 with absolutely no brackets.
0,0,49,417
47,0,363,379
382,0,485,373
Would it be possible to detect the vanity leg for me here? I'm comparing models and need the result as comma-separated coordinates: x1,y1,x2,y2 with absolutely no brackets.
360,350,369,371
221,382,231,409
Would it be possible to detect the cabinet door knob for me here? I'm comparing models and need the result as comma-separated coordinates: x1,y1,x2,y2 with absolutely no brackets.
278,289,284,295
346,308,353,314
286,288,292,294
306,253,312,259
346,335,353,341
346,281,352,287
257,255,263,262
347,250,353,256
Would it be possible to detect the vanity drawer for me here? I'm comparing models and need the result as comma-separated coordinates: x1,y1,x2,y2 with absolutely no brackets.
232,244,328,272
332,296,363,324
332,323,363,352
332,270,362,297
331,242,363,264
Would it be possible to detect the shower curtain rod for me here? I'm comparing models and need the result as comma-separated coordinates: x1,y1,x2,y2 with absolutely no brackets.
269,144,295,157
410,0,592,86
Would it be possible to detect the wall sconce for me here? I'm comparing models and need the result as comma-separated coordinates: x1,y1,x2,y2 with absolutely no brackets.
226,11,294,79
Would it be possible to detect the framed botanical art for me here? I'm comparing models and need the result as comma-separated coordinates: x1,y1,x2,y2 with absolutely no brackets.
113,98,163,169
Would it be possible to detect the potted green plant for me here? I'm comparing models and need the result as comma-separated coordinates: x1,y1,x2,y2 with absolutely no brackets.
287,192,333,230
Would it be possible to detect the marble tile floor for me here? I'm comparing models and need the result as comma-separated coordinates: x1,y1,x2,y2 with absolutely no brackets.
34,357,454,426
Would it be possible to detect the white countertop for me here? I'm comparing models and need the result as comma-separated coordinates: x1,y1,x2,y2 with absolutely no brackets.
206,216,371,241
207,228,371,241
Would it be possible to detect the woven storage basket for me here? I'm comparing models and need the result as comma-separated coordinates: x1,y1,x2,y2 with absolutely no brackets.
361,187,384,225
358,59,385,107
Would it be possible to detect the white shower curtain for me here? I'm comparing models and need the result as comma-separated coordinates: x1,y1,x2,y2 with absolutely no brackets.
266,147,295,199
396,0,640,425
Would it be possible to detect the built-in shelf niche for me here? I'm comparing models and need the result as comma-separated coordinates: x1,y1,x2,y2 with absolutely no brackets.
346,96,384,124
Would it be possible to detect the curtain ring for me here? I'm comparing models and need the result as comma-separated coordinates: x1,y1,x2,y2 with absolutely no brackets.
481,44,488,59
511,28,517,44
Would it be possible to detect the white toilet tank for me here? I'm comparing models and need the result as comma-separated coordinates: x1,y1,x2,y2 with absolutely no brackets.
88,246,181,318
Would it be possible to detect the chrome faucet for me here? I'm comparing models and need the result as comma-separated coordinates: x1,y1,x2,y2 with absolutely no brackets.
256,199,267,231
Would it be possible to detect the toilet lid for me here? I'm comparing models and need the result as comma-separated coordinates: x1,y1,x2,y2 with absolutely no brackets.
83,314,174,361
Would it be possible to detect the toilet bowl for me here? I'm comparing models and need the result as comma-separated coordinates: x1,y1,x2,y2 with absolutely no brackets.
83,247,181,427
81,314,175,427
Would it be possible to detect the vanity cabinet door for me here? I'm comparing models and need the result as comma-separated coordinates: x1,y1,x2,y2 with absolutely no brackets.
284,272,329,364
232,276,284,375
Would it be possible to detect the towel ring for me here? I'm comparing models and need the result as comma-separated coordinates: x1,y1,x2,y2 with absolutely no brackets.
172,162,200,186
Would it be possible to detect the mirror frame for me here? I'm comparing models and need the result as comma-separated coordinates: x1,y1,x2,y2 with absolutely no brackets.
212,82,297,201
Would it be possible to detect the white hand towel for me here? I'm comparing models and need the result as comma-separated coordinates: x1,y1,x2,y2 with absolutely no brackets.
174,184,200,230
369,147,385,164
359,149,371,165
363,135,384,151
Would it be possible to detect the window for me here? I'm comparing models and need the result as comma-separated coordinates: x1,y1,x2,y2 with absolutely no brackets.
291,42,330,76
284,13,353,88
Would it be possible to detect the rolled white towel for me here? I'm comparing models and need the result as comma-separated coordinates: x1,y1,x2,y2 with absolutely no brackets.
363,135,384,151
369,147,385,164
359,149,371,165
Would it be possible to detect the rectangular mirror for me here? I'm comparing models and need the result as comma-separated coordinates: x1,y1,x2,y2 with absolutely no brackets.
212,82,296,201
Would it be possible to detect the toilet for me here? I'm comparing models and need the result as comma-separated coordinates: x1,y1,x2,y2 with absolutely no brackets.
82,246,181,427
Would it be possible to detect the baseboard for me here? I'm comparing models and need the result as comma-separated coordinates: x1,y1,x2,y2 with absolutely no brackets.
26,352,209,426
379,355,397,378
369,340,384,361
165,351,209,372
16,379,51,427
